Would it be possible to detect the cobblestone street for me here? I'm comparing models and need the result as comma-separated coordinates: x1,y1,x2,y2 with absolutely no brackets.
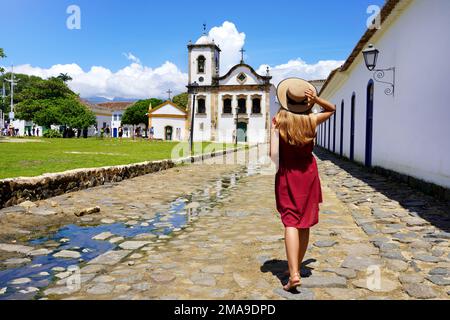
0,147,449,300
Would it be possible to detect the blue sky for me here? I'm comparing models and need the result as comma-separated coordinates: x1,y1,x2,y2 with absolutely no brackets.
0,0,385,99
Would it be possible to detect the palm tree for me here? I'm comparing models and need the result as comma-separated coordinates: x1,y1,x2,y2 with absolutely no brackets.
57,73,73,83
0,48,6,74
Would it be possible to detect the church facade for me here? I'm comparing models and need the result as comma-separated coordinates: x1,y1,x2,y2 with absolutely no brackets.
186,34,277,144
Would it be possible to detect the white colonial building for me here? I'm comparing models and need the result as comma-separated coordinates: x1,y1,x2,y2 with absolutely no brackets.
148,101,187,141
85,101,143,138
186,33,277,144
316,0,450,189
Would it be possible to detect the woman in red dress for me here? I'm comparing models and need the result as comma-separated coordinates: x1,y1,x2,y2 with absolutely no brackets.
270,78,336,291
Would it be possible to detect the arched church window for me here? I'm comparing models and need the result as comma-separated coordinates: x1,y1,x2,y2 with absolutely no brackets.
223,99,232,114
252,98,261,114
197,55,206,74
197,98,206,114
238,98,246,114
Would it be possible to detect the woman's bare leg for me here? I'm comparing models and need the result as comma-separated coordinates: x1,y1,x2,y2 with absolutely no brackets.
284,227,301,289
298,228,310,270
284,228,311,275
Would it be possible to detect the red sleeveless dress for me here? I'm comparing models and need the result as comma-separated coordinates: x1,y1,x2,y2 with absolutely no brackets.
275,136,323,229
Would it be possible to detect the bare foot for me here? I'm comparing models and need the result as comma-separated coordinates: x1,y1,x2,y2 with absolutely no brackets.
283,272,301,291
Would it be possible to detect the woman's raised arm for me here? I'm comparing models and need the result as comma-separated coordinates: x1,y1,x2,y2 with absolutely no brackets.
305,89,336,126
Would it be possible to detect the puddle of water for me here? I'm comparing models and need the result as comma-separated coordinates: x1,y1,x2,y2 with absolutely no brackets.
0,166,257,300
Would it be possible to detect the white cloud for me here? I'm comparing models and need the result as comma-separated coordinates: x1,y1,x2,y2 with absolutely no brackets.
123,52,141,64
205,22,340,85
7,23,342,100
257,58,344,87
11,59,188,100
207,21,246,73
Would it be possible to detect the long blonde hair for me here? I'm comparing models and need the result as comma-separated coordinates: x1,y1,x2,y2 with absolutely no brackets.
275,108,317,146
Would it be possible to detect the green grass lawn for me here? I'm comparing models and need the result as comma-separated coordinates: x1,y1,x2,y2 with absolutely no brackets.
0,137,236,179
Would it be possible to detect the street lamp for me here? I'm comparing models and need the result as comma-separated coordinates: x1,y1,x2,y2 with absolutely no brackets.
362,44,395,96
188,81,199,155
234,104,239,146
146,102,153,140
362,44,379,71
5,66,19,120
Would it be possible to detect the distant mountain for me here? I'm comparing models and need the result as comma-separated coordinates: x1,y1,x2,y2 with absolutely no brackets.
84,97,140,104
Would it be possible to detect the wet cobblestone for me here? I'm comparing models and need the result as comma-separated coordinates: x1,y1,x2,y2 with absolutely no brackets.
0,147,449,300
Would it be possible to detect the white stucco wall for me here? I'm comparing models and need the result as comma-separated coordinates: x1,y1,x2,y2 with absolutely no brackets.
11,120,43,137
110,111,123,137
319,0,450,188
216,91,269,144
150,103,187,141
95,114,111,130
152,117,186,141
152,104,185,116
193,94,212,142
190,47,216,86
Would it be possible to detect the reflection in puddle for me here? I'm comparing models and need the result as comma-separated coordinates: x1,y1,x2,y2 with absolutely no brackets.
0,166,258,300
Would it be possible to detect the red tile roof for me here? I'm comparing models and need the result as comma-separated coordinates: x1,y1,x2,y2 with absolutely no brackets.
96,102,135,110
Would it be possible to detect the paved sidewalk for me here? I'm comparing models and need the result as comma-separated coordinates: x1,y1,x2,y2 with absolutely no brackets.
1,147,449,300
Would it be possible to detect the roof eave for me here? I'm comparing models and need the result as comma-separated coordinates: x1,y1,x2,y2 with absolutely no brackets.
319,0,402,96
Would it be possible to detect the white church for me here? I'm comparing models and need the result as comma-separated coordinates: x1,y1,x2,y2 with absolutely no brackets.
185,32,278,144
149,30,324,144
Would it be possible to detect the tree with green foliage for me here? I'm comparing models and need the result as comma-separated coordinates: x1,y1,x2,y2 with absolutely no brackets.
32,102,60,128
29,97,95,129
122,98,164,138
144,98,164,109
172,92,188,109
14,75,96,135
61,99,96,129
0,73,43,115
17,77,73,102
57,73,73,83
15,99,46,122
121,104,144,127
43,129,63,138
121,103,146,139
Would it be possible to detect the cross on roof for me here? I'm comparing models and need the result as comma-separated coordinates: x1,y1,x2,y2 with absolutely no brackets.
240,48,246,63
166,89,173,101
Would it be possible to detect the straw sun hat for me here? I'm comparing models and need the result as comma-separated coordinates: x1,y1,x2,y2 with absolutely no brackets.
277,78,317,114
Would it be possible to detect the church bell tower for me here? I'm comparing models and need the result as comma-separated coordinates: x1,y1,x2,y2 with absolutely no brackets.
186,25,221,142
187,25,221,86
